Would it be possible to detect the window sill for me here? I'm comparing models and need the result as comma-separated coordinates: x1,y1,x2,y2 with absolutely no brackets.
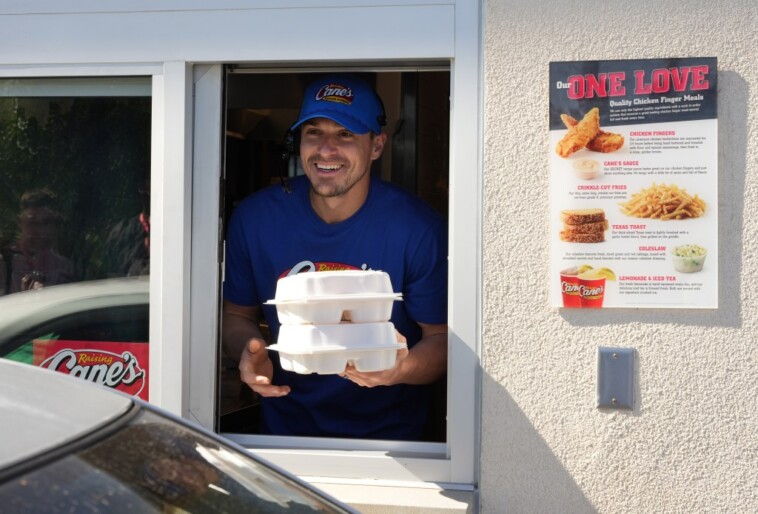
231,434,452,482
306,479,475,513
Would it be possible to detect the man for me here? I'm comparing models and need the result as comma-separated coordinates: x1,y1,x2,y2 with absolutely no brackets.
104,179,151,278
222,74,448,440
1,188,75,294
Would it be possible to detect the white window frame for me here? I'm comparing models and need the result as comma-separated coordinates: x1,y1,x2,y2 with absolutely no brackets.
205,61,480,489
0,64,203,441
0,63,189,414
187,5,482,489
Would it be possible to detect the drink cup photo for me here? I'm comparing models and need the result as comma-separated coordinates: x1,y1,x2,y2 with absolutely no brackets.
577,267,615,308
559,264,596,308
560,269,582,308
579,275,606,308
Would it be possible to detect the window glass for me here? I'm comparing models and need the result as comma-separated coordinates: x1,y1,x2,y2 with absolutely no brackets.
0,78,152,399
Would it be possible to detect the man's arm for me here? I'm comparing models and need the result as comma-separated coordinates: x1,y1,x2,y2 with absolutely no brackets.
342,322,448,387
221,300,264,363
222,300,290,397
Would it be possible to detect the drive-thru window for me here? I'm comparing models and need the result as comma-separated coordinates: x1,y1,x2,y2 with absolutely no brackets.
218,68,450,441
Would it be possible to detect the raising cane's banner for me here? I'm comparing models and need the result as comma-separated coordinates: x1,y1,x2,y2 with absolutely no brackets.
33,340,149,400
549,57,718,309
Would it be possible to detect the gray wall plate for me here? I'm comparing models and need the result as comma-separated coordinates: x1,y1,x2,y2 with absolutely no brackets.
597,347,635,409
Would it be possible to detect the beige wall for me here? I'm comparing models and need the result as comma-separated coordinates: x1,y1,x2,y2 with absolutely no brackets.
481,1,757,512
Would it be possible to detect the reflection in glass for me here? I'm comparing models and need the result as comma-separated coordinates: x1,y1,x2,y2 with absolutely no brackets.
0,83,152,296
2,188,74,292
0,79,152,393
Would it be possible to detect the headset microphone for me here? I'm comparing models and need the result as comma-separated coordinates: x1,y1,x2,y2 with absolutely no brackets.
284,130,296,157
279,130,296,194
376,96,388,128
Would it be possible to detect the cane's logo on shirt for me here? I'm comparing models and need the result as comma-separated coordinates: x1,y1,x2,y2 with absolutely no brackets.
280,260,368,278
314,83,354,105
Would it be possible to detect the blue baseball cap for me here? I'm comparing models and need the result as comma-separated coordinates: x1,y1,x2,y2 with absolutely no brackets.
290,74,386,135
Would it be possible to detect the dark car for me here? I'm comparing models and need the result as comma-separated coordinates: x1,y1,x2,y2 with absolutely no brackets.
0,358,357,513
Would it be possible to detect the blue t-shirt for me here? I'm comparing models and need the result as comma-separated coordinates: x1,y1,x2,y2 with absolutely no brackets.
224,174,447,440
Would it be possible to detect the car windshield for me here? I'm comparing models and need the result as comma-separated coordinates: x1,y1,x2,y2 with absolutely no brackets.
0,408,350,513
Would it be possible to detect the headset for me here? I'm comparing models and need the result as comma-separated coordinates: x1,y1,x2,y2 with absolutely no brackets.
279,129,300,193
376,96,388,129
283,129,300,157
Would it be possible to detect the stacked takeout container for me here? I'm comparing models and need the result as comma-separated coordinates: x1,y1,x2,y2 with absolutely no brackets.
265,270,405,374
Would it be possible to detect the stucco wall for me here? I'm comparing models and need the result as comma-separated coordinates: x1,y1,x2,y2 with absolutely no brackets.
481,1,757,512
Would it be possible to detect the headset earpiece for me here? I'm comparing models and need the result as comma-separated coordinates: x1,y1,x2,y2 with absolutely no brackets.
377,96,387,128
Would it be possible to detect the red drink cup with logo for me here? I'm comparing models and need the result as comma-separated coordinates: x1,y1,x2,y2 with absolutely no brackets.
560,267,581,308
579,272,606,308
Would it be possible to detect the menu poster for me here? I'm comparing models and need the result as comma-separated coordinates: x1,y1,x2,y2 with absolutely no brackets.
549,57,718,308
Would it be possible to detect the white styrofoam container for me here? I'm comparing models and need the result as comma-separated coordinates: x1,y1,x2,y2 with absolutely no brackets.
265,271,406,373
268,343,406,374
267,295,400,324
277,322,397,350
266,270,402,324
274,270,394,301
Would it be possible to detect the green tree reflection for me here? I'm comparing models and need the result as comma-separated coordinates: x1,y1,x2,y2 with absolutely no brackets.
0,97,151,282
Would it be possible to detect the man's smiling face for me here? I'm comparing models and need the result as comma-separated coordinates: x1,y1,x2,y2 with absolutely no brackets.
299,118,385,200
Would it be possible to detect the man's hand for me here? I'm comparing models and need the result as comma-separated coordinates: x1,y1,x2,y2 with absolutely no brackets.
340,323,447,387
340,346,410,387
238,338,290,397
223,301,290,398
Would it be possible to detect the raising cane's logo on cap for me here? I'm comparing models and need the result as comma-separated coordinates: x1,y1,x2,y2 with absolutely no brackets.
315,83,354,105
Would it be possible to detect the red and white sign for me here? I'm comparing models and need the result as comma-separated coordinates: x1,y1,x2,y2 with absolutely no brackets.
33,340,149,400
